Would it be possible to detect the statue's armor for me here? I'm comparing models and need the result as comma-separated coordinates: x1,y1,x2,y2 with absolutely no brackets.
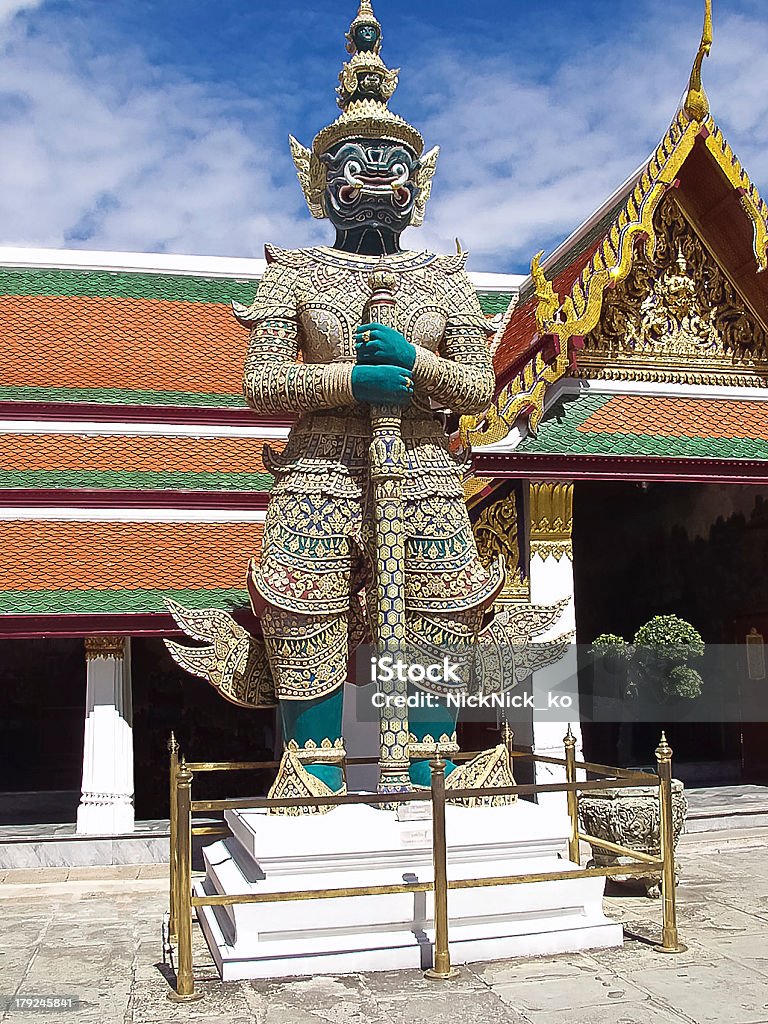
241,244,504,701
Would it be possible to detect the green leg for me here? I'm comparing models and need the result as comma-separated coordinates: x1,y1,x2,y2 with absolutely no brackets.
408,686,460,787
280,688,344,792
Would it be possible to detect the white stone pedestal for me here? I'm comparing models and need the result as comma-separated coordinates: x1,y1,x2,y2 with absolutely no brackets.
195,799,621,980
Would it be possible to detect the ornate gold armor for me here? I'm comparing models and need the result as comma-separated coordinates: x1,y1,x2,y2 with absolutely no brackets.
237,243,504,700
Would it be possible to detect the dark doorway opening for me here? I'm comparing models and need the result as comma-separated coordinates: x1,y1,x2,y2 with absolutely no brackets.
131,637,276,820
574,480,768,783
0,638,85,824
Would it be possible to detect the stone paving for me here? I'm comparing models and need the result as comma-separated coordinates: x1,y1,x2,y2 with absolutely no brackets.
0,828,766,1024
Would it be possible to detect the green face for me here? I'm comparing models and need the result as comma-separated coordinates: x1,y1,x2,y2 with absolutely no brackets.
352,22,380,52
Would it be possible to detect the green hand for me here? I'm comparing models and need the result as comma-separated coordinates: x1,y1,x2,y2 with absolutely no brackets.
351,364,414,406
356,322,416,370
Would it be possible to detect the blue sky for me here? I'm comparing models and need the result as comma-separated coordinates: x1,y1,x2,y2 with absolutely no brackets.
0,0,766,272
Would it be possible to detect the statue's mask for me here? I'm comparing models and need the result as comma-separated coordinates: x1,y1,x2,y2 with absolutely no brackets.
322,140,419,235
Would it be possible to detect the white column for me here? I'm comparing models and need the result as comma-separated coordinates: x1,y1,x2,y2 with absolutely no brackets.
77,636,135,835
528,482,583,811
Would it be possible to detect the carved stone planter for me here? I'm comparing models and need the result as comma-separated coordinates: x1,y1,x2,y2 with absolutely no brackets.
578,781,687,897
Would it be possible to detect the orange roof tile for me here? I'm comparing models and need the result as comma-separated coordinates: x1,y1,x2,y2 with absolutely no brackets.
0,520,263,592
579,395,768,440
1,294,247,394
0,432,283,475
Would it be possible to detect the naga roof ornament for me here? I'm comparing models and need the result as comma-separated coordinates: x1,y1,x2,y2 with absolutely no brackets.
289,0,437,223
683,0,713,122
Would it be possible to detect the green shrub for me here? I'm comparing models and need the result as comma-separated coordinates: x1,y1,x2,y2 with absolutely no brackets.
589,633,631,659
664,664,704,699
591,614,704,701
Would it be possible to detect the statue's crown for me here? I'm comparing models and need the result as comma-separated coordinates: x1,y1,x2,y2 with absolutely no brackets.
288,1,435,224
312,0,424,158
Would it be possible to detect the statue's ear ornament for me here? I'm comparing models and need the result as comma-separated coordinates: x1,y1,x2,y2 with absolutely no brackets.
289,135,327,220
411,146,440,227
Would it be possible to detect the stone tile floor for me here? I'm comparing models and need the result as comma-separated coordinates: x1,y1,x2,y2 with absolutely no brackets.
0,828,766,1024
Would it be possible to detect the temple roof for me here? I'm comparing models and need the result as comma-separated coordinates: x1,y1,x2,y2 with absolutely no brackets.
514,392,768,461
473,389,768,485
0,250,515,409
0,516,263,634
0,246,517,633
463,110,768,450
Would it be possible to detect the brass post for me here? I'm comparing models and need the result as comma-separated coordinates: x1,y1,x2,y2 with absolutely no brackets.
424,758,459,980
167,732,179,943
501,717,515,777
655,733,687,954
167,757,204,1002
564,725,580,865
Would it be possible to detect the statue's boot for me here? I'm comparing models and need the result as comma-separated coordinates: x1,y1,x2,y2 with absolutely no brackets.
407,686,516,804
268,689,346,814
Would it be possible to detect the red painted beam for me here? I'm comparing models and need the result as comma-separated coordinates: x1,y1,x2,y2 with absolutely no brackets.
0,608,260,640
473,453,768,485
0,400,294,429
0,488,271,509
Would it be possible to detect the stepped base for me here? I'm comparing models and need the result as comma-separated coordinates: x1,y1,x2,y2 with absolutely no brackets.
196,800,622,980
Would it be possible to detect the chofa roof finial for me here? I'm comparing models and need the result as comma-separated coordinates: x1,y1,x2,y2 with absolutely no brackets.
683,0,713,122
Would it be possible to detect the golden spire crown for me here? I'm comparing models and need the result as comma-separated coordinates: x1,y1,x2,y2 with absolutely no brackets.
313,0,424,157
346,0,382,54
683,0,713,121
288,0,438,224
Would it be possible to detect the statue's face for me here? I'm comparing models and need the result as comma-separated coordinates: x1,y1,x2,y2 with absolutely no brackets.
323,140,418,236
352,22,380,52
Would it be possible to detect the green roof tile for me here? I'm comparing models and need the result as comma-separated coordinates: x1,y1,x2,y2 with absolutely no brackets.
0,587,251,615
517,393,768,461
0,469,274,492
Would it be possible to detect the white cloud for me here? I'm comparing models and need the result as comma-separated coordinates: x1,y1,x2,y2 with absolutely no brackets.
0,13,323,256
407,7,768,270
0,2,766,273
0,0,42,24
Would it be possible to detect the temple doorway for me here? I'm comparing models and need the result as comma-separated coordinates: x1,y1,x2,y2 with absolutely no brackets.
130,638,277,820
0,638,85,824
573,480,768,783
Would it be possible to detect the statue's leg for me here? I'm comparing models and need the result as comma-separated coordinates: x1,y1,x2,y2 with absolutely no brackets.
279,689,344,792
403,488,505,788
404,607,481,787
407,687,459,787
260,604,349,796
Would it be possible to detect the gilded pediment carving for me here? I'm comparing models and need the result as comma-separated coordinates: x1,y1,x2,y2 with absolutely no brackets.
577,195,768,386
473,489,528,601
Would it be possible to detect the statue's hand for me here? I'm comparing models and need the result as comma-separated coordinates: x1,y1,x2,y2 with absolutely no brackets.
351,364,414,406
355,323,416,370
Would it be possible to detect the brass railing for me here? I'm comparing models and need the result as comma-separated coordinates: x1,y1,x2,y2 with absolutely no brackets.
166,731,684,1003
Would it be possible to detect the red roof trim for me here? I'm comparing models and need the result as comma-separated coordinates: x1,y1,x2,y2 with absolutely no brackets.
0,488,271,509
0,401,294,429
0,608,259,639
474,452,768,485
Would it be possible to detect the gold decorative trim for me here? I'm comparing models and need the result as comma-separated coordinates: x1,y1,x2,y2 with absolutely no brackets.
473,489,530,602
530,540,572,562
531,251,560,332
683,0,712,123
576,194,768,383
444,744,517,806
286,738,347,764
529,482,573,562
267,750,346,816
85,636,125,661
529,482,573,537
408,732,459,759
